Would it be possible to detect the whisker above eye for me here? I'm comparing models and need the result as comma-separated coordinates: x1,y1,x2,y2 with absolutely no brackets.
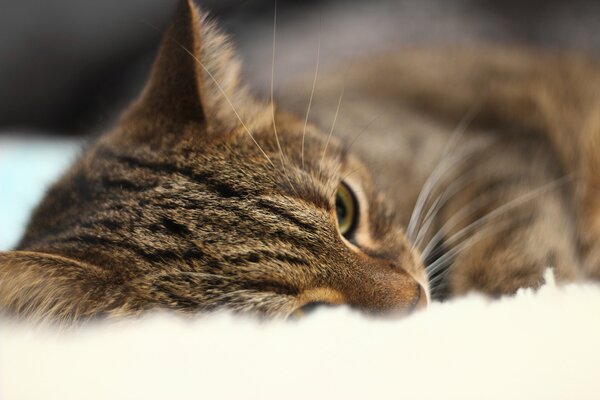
320,83,346,170
340,167,362,182
302,11,322,170
270,0,297,194
343,112,385,156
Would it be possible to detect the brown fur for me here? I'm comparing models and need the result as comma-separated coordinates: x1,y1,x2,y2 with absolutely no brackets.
0,0,425,324
1,0,599,323
282,46,600,298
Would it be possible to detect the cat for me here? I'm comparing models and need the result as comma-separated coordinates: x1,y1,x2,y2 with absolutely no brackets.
1,0,599,324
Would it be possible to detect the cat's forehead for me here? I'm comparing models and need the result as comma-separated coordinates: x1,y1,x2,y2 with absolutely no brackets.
194,116,351,192
99,120,350,211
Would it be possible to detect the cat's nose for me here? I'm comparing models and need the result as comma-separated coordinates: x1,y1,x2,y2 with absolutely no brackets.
290,277,427,319
336,265,427,314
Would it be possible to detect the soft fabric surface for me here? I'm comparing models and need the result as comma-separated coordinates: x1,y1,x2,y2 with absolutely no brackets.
1,272,599,400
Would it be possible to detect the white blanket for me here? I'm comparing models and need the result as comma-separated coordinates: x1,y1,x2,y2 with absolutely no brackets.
2,272,599,400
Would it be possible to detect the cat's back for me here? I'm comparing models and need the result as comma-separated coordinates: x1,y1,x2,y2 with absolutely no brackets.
280,46,600,222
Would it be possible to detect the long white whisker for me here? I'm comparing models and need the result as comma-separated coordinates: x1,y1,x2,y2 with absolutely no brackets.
301,12,321,169
344,113,384,155
407,138,491,243
413,195,443,248
406,104,480,241
426,218,513,278
428,267,451,291
320,84,345,168
413,171,482,249
341,167,362,182
269,1,296,192
421,184,497,259
270,1,284,163
422,175,572,260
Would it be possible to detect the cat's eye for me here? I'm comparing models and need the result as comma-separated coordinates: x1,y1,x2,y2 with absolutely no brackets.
335,182,358,238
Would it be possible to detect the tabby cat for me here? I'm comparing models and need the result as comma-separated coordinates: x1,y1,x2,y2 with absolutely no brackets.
1,0,599,323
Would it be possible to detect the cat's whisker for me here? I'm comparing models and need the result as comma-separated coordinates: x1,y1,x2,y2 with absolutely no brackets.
340,167,362,182
343,112,384,155
422,175,573,261
420,181,501,259
270,1,297,194
407,142,469,244
406,104,480,242
317,62,353,186
320,83,346,170
317,162,345,200
301,11,321,170
412,194,443,249
174,41,275,168
426,217,514,278
408,138,490,246
429,263,455,291
428,265,452,294
413,171,482,249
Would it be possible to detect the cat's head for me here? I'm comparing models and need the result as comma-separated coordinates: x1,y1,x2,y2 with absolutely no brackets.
1,0,428,322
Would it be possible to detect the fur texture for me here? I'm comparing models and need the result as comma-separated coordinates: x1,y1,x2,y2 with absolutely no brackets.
1,0,600,323
0,1,425,323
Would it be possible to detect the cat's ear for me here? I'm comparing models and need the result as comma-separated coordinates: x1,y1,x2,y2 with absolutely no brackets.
122,0,249,134
0,251,131,323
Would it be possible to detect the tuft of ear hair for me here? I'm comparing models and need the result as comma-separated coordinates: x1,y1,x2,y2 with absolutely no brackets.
121,0,257,140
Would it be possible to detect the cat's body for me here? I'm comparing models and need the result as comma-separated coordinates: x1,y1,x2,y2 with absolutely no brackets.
1,0,599,323
283,48,600,297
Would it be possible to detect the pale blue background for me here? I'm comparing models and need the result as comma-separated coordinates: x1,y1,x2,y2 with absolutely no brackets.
0,137,82,250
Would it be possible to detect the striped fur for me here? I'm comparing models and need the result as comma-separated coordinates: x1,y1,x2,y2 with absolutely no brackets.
2,0,600,323
0,0,425,324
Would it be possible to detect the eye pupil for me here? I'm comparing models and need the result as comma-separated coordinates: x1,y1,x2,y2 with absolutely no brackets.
336,195,347,222
335,181,358,238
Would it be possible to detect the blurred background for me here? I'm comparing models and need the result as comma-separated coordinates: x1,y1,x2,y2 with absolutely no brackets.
1,0,600,249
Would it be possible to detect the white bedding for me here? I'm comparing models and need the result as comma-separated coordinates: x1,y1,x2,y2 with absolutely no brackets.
2,272,599,400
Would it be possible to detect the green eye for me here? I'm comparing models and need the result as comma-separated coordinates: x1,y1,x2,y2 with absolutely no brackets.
335,182,358,238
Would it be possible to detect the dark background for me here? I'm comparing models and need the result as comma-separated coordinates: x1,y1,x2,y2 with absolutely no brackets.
2,0,599,135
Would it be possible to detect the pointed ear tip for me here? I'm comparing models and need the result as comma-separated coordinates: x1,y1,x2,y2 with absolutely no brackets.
179,0,199,15
173,0,205,30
